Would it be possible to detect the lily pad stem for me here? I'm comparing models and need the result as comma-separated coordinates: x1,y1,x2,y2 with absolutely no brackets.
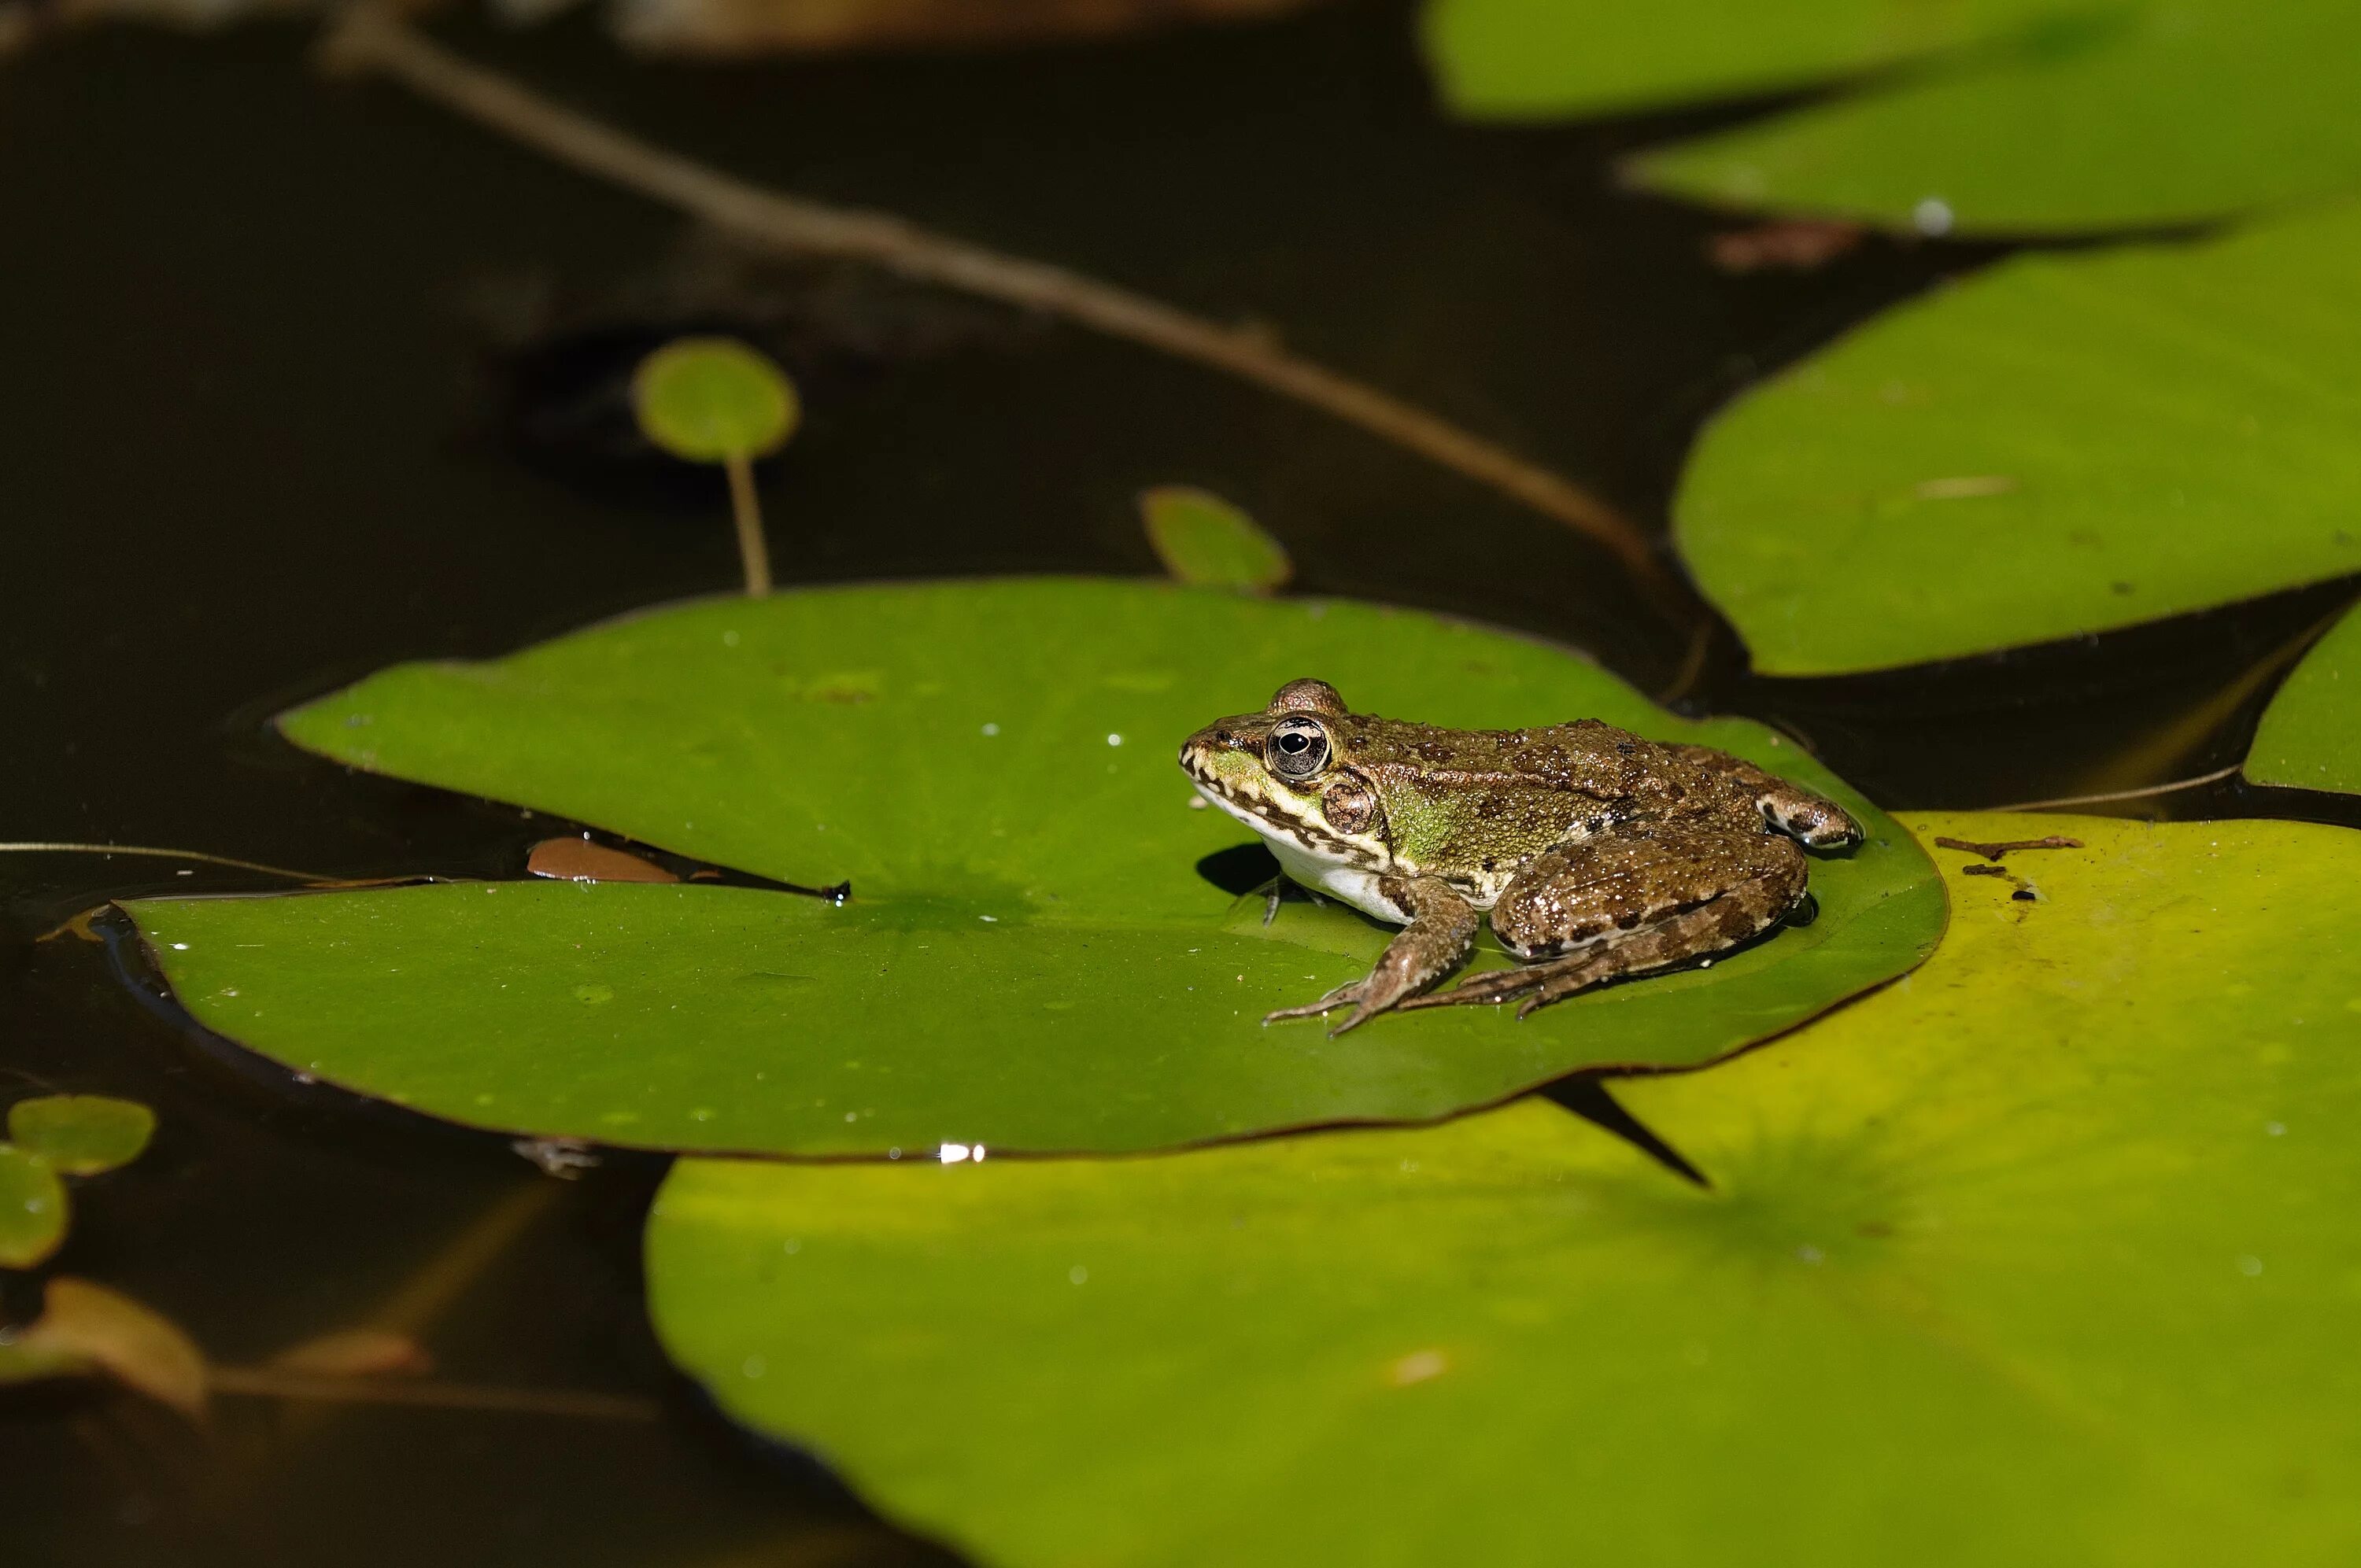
724,451,773,596
1993,762,2241,812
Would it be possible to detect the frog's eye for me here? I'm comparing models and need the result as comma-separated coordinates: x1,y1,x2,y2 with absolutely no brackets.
1267,718,1330,780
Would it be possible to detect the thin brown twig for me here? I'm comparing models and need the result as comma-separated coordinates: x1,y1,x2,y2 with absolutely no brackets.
0,840,354,883
313,6,1687,618
1931,834,2083,861
1990,762,2243,814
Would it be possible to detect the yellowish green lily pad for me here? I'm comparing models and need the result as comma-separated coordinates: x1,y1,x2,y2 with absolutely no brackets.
123,581,1939,1157
2246,600,2361,796
647,812,2361,1566
1676,204,2361,675
7,1095,157,1177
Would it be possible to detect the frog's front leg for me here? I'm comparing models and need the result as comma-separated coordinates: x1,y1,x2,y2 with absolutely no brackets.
1406,825,1806,1019
1263,875,1476,1037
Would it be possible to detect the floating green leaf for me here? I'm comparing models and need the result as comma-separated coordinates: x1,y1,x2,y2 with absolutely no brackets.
1635,1,2361,234
631,338,800,463
1421,0,2073,120
1676,203,2361,675
7,1096,156,1177
0,1330,81,1386
1140,487,1291,593
124,581,1938,1157
2246,600,2361,796
0,1145,68,1269
647,813,2361,1568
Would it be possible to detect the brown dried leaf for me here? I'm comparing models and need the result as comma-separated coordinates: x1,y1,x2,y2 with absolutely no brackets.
526,837,679,884
1706,219,1868,274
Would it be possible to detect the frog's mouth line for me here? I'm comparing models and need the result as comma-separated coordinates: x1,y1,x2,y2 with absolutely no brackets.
1184,766,1387,873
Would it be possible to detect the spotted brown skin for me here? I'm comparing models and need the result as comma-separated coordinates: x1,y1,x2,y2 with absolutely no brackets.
1178,678,1860,1034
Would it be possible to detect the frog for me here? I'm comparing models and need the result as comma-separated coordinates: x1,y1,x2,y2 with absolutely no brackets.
1177,678,1861,1035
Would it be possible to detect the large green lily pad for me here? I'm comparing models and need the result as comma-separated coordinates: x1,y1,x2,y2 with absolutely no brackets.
1421,0,2075,121
124,581,1938,1157
1676,204,2361,675
1635,1,2361,234
646,812,2361,1566
2246,600,2361,796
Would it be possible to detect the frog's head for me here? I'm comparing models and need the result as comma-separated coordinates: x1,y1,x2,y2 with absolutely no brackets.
1178,679,1390,869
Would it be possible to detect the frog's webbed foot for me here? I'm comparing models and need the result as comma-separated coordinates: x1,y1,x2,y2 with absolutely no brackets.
1261,974,1424,1038
1263,981,1372,1027
1262,875,1476,1037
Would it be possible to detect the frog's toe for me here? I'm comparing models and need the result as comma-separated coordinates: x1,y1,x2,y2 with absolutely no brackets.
1262,981,1362,1025
1324,1001,1387,1038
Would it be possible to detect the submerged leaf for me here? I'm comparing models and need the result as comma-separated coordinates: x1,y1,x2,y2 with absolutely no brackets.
7,1094,156,1176
0,1144,68,1269
648,813,2361,1568
1676,204,2361,674
17,1278,208,1419
268,1328,434,1379
124,581,1939,1157
1140,487,1291,593
2245,600,2361,796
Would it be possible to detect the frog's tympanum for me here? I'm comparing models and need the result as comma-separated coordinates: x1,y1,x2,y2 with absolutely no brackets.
1179,679,1861,1035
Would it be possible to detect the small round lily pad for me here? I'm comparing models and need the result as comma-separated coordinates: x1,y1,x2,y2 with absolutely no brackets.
632,338,800,463
1140,486,1291,592
8,1094,157,1176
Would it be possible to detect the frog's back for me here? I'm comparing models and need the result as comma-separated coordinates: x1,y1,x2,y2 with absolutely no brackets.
1334,717,1638,882
1341,715,1650,795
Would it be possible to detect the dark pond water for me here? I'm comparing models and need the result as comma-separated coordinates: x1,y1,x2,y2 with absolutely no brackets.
4,2,2354,1562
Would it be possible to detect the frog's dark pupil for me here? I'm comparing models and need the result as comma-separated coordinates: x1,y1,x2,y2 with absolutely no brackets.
1269,722,1328,777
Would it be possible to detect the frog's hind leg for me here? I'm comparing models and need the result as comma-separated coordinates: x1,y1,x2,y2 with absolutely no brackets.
1421,891,1781,1017
1405,828,1805,1019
